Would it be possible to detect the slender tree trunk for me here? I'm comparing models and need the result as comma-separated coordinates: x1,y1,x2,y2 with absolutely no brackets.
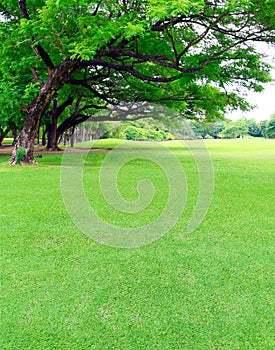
46,122,51,149
95,128,101,139
46,115,60,151
37,126,40,145
70,126,75,147
42,127,47,146
10,59,78,164
12,129,17,145
57,131,63,145
46,105,60,151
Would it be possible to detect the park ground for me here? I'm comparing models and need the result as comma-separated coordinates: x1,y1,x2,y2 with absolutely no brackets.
1,138,274,349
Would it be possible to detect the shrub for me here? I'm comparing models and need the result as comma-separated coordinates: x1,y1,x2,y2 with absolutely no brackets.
125,126,146,140
15,147,25,164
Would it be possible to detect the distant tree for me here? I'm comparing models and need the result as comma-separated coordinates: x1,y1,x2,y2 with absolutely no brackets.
191,120,227,139
165,119,195,140
259,120,269,137
124,125,146,140
207,121,227,139
191,121,210,139
247,118,261,137
221,118,248,138
265,114,275,138
236,118,249,137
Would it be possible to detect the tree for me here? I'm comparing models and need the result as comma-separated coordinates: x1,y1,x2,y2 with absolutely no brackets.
247,118,261,137
259,119,268,137
1,0,274,163
265,114,275,138
191,119,227,139
220,118,249,138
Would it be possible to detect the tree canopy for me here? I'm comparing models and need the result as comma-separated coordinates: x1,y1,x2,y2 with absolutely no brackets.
0,0,274,162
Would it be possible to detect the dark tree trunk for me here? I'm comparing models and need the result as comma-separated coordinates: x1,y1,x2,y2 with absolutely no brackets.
11,120,39,164
46,95,74,151
10,59,78,164
46,98,60,151
42,127,47,146
12,129,17,145
46,115,60,151
0,137,4,147
37,126,40,145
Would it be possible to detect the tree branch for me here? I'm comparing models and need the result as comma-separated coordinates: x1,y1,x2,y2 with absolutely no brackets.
18,0,30,19
17,0,55,70
79,60,185,82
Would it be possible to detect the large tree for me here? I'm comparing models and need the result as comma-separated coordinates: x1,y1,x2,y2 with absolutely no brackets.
0,0,274,163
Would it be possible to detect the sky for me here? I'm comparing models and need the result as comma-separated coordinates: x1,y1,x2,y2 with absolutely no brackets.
227,44,275,122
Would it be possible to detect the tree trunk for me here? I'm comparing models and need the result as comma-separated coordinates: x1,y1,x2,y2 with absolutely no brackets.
10,59,78,164
37,126,40,145
70,126,75,147
46,117,60,151
12,129,17,145
42,127,47,146
45,95,74,151
10,120,39,164
46,102,60,151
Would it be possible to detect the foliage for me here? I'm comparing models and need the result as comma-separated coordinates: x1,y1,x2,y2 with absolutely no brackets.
73,115,275,142
247,119,261,137
265,114,275,138
1,1,275,119
0,125,5,138
15,146,25,164
1,0,275,162
104,120,172,140
124,125,146,140
191,116,274,139
220,118,248,139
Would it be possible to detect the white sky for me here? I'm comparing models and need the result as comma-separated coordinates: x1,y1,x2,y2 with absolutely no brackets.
227,44,275,122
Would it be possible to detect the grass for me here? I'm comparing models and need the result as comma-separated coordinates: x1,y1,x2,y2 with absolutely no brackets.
1,138,13,145
1,138,274,349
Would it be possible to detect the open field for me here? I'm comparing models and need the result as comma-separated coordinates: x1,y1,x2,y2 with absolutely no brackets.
1,138,274,349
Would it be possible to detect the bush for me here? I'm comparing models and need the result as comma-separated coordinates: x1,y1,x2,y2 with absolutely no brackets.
124,126,146,140
15,147,25,164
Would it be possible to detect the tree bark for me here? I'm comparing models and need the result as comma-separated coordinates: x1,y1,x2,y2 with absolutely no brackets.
46,95,74,151
70,126,75,147
42,127,47,146
12,129,17,145
46,116,60,151
46,97,60,151
10,60,78,164
37,126,40,145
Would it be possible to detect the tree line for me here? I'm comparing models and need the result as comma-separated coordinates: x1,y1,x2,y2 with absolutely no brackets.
22,113,272,145
1,110,274,147
191,114,275,139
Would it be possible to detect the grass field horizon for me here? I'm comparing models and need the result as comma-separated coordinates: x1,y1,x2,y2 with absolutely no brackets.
1,138,274,349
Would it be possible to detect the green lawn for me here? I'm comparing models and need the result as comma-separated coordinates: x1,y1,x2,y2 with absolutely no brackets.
1,138,13,145
1,138,274,349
